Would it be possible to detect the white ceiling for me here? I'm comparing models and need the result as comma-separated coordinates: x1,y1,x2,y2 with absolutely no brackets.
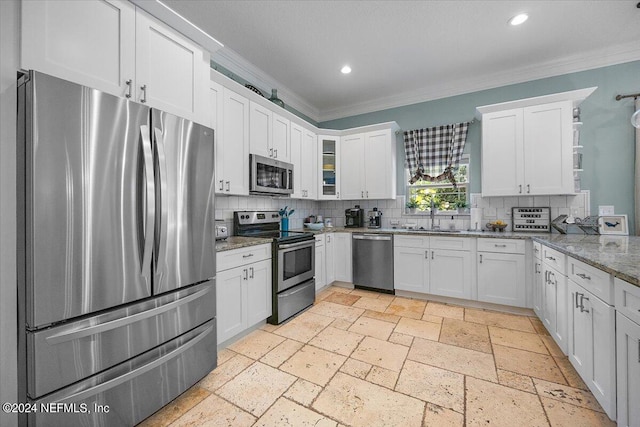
161,0,640,122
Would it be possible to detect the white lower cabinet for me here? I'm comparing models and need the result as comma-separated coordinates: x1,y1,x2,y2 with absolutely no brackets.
333,232,352,282
616,278,640,427
431,248,472,299
216,244,271,344
541,253,568,354
533,242,544,317
394,245,430,293
567,279,616,419
315,234,326,290
394,236,471,299
616,312,640,427
325,233,335,285
477,238,526,307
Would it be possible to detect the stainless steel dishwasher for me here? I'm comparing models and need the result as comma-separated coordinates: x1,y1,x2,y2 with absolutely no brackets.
352,233,394,293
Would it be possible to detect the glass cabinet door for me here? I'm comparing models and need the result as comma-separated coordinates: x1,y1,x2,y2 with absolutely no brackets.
319,135,340,199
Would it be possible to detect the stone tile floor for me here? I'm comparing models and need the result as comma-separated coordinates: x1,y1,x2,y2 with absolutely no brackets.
139,286,614,427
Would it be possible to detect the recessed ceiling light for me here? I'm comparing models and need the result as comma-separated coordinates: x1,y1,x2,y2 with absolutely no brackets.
341,65,352,74
509,13,529,26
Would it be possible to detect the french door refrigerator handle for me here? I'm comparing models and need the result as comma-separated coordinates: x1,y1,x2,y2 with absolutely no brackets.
154,127,169,280
45,287,211,345
139,125,155,286
47,324,213,402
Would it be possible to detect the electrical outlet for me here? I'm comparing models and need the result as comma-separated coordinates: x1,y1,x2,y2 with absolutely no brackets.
598,205,614,216
390,220,400,226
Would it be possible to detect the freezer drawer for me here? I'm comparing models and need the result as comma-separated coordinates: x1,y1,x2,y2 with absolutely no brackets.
27,281,215,398
29,319,216,427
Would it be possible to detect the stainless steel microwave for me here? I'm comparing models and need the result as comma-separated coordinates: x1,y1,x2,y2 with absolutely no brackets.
250,154,294,196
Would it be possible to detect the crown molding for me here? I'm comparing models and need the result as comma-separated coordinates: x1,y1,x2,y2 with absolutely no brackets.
212,48,321,122
316,40,640,123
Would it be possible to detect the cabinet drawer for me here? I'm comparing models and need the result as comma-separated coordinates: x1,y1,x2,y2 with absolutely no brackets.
533,241,542,260
430,236,471,251
217,243,271,272
477,238,525,254
542,245,566,274
394,235,429,248
568,257,613,305
615,277,640,325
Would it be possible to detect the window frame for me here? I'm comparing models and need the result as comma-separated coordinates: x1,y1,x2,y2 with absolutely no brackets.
405,155,470,215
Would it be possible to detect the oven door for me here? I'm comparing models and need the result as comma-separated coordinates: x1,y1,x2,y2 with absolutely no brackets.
277,239,315,292
250,154,293,195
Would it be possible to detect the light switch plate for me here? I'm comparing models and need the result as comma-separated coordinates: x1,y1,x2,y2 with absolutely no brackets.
598,205,614,216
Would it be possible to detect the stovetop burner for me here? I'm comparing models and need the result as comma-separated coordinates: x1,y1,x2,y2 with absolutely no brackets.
233,211,314,243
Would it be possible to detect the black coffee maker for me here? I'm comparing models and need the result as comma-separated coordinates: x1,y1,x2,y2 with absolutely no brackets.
345,205,364,228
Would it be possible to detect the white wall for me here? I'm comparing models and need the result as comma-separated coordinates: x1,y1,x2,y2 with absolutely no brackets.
0,0,20,426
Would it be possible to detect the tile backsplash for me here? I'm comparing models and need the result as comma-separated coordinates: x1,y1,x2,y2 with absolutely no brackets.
215,191,590,233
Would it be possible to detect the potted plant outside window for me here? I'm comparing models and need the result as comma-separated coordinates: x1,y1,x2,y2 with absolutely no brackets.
454,199,469,214
406,198,419,214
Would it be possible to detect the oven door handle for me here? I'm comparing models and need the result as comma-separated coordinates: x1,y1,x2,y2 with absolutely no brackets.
278,240,315,249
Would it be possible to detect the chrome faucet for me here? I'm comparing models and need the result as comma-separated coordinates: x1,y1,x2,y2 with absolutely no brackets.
430,198,440,230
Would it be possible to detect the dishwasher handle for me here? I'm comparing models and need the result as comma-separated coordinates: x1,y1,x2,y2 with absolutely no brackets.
353,234,392,241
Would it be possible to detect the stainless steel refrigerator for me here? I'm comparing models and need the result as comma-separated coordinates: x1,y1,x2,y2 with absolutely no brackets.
17,71,217,426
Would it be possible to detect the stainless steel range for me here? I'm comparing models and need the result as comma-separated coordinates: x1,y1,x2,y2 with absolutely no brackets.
234,211,315,324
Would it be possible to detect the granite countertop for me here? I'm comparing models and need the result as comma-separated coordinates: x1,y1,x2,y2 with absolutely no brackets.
533,234,640,287
215,228,640,287
215,236,272,252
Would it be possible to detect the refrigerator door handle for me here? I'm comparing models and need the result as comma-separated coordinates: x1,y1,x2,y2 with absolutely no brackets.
48,324,213,402
153,127,169,279
45,286,211,345
140,125,155,285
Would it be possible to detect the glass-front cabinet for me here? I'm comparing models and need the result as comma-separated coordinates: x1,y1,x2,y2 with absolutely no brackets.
317,135,341,200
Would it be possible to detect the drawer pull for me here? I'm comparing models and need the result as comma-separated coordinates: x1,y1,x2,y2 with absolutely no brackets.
243,254,254,258
576,273,591,280
546,256,556,261
494,244,507,248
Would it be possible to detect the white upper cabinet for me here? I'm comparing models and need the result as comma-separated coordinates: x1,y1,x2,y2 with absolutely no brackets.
290,126,316,199
249,102,290,162
135,9,208,123
318,135,341,200
22,0,210,123
340,124,398,200
290,122,304,199
477,88,596,196
22,0,136,98
218,88,250,195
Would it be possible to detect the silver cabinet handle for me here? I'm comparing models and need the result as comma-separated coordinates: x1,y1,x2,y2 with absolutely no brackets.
140,84,147,103
579,294,590,313
243,268,248,281
269,148,273,157
519,184,522,194
534,263,539,274
479,254,482,263
361,191,364,198
576,273,591,280
337,191,340,199
125,79,132,98
425,250,428,259
494,244,507,248
219,180,224,191
431,251,434,260
274,149,278,158
366,191,369,198
242,253,254,258
226,181,230,192
527,184,530,193
575,292,581,309
546,256,556,261
249,267,254,279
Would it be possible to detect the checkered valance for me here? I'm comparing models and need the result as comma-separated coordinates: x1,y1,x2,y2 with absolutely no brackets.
404,122,470,186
